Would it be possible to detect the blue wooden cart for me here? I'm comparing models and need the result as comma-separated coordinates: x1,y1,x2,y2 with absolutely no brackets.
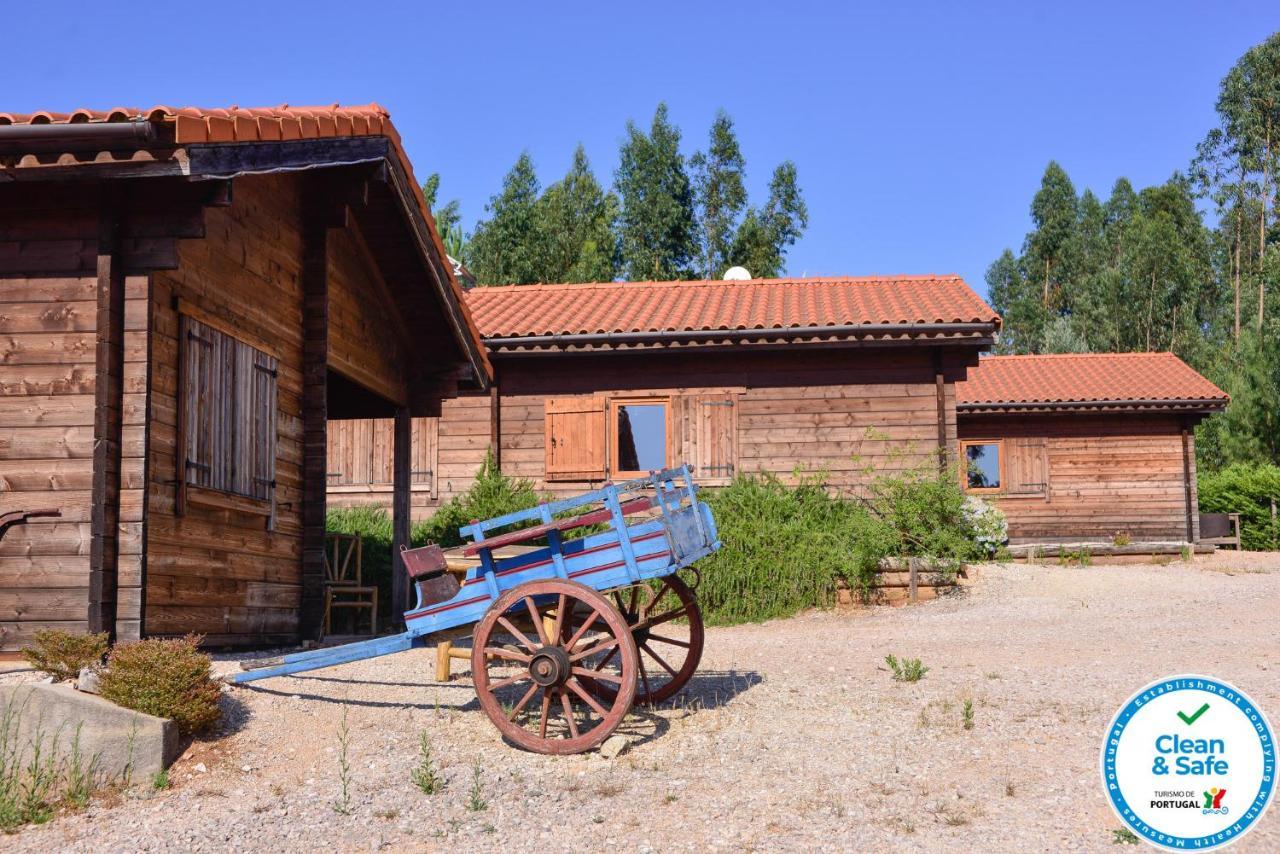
227,465,719,754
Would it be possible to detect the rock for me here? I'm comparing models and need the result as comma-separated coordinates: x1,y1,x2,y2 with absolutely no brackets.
194,762,208,773
598,735,632,760
76,667,101,694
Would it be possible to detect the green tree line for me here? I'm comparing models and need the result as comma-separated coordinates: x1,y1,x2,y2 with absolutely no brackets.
421,104,808,286
987,32,1280,470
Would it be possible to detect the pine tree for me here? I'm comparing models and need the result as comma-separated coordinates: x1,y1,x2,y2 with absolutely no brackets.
615,104,699,281
727,162,809,278
538,146,620,283
986,249,1044,353
467,153,548,285
1023,162,1080,310
691,111,747,278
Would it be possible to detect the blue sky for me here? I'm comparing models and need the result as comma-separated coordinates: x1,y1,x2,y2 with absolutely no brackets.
7,2,1274,298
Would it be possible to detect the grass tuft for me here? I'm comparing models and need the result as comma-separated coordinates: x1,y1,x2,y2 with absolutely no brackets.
885,654,929,683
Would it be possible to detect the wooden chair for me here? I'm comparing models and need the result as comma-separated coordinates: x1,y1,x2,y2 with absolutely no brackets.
323,533,378,638
1199,513,1241,550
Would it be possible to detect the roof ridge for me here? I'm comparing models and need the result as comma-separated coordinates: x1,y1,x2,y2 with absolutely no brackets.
465,274,967,295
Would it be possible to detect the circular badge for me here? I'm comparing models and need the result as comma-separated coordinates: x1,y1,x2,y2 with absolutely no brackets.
1101,675,1275,850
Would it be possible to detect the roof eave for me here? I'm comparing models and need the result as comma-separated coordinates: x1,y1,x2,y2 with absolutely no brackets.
956,398,1230,415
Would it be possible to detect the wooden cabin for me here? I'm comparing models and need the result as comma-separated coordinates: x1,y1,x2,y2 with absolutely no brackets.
326,276,1001,512
0,104,490,651
955,353,1228,543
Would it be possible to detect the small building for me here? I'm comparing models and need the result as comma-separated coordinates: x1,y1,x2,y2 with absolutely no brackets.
955,352,1228,543
0,104,490,651
326,276,1001,509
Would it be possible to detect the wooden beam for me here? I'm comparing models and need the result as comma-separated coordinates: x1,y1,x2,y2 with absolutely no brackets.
392,407,411,623
490,384,502,469
298,217,329,640
1181,425,1195,542
88,203,125,640
933,349,947,472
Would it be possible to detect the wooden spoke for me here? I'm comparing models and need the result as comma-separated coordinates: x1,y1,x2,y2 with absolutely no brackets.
642,642,680,678
645,606,689,628
551,593,566,646
525,597,549,646
490,672,532,691
560,692,580,739
497,616,540,653
566,677,610,717
637,650,653,701
573,666,622,683
564,609,600,652
538,690,552,739
483,646,531,663
628,585,639,613
646,632,692,649
508,682,540,721
591,644,621,672
570,637,618,662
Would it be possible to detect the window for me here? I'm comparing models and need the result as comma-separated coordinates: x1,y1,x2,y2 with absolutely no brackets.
610,399,668,477
960,440,1003,492
180,315,278,503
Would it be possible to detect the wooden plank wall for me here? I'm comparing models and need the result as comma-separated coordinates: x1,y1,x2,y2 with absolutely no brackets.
145,175,307,644
959,414,1197,543
0,274,148,650
326,416,439,518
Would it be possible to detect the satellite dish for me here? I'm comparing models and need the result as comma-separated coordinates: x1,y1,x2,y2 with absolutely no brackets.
722,266,752,281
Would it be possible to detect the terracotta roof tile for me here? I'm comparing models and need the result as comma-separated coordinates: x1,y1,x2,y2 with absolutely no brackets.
957,352,1228,408
0,102,490,381
465,276,998,340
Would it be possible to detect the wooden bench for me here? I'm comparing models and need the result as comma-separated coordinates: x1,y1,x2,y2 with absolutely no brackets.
1200,512,1241,550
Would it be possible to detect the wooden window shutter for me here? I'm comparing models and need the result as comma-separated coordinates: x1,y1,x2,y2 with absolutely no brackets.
326,421,351,485
249,347,278,502
370,419,394,485
411,417,439,498
693,393,737,485
1005,437,1048,495
544,395,606,482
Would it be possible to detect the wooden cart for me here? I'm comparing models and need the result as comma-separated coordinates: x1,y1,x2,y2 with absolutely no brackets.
226,466,719,754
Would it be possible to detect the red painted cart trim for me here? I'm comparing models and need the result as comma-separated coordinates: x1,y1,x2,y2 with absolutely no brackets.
459,530,668,588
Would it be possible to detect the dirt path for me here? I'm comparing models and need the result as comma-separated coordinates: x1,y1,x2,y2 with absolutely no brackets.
10,552,1280,852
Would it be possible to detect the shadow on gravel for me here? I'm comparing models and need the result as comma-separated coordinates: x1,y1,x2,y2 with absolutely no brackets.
667,669,763,711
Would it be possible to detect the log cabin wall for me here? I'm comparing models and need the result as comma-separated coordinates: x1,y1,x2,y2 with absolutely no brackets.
145,174,308,644
0,274,148,650
958,414,1198,543
326,346,967,518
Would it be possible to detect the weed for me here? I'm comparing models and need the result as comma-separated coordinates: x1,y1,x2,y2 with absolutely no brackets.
1112,531,1132,547
885,654,929,683
962,699,974,730
1005,782,1015,797
1180,544,1194,562
62,726,99,810
1112,827,1139,844
467,760,487,812
409,732,442,795
664,792,679,803
482,822,496,833
985,671,1001,679
375,807,399,820
332,705,353,815
1059,547,1092,567
151,768,170,791
596,778,624,798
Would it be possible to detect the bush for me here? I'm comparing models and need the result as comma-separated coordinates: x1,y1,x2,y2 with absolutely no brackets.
1199,462,1280,550
698,460,986,625
98,635,222,735
21,630,108,682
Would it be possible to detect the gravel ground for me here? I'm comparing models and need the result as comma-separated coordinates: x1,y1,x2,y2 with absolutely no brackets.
6,550,1280,852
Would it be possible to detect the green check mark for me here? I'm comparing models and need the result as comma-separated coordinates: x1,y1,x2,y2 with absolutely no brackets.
1178,703,1210,726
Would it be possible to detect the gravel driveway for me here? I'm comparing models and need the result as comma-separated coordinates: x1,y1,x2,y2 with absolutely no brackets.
9,551,1280,852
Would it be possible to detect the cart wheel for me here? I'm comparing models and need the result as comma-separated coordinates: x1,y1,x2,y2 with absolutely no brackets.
567,574,704,706
471,579,638,755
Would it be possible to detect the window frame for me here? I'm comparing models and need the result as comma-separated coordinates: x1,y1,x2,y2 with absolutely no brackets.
607,396,671,479
959,439,1005,494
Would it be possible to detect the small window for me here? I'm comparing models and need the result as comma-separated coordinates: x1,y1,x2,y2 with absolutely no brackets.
610,399,668,477
961,440,1003,492
180,315,278,502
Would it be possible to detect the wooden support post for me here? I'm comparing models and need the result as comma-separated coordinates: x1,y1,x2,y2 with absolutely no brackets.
933,349,948,472
908,559,919,604
392,407,412,621
299,220,329,639
1181,425,1195,543
89,205,125,641
489,384,501,469
436,641,452,682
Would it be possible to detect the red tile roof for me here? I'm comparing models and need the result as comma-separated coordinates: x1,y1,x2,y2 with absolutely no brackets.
0,103,490,382
466,276,999,350
957,352,1228,411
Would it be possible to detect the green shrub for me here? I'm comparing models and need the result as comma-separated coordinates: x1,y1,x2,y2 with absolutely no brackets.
21,630,108,682
1199,462,1280,550
885,654,929,682
698,460,985,625
98,635,222,735
414,451,541,548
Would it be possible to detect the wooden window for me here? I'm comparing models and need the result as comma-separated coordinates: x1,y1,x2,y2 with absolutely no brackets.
1005,437,1048,496
671,393,738,485
609,397,669,478
545,396,607,482
326,418,437,497
179,315,278,505
960,439,1003,493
